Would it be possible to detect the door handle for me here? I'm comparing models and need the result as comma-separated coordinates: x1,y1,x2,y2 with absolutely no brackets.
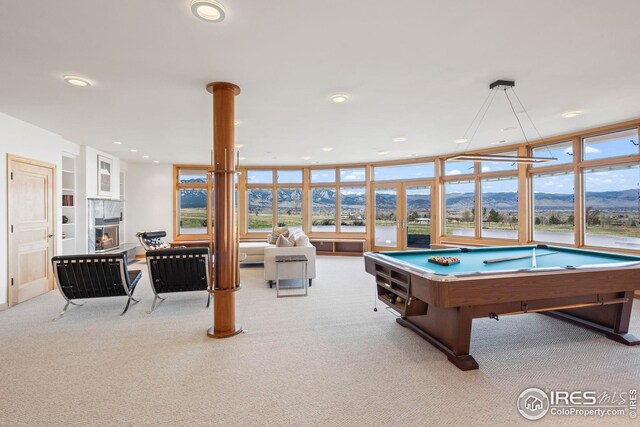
48,234,54,238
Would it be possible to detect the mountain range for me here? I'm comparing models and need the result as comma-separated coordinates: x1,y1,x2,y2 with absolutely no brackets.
181,188,639,212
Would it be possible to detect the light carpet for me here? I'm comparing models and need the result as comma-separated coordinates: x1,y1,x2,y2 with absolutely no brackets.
1,256,639,426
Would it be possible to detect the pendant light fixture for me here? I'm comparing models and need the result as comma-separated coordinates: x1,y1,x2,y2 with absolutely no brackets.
448,80,557,164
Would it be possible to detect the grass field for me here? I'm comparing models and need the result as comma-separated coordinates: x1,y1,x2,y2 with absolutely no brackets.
178,208,208,228
186,207,640,239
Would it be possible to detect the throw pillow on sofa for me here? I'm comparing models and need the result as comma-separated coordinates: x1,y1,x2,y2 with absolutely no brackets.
276,234,295,247
295,234,309,247
267,226,289,244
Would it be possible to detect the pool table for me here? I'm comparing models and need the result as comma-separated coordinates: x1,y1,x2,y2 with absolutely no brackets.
364,245,640,371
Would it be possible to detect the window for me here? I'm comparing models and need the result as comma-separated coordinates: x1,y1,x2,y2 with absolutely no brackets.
277,170,302,184
405,186,431,248
340,168,366,182
480,151,518,173
311,169,336,183
247,188,273,232
583,164,640,250
445,160,474,176
340,187,366,233
177,188,208,234
247,170,273,184
178,168,208,183
311,187,336,232
481,176,518,239
374,188,397,247
175,167,211,237
531,141,574,167
374,162,434,181
532,172,575,244
444,180,475,236
582,129,639,161
277,188,303,231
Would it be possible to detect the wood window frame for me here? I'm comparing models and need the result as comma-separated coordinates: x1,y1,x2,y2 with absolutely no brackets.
173,165,213,241
170,118,640,255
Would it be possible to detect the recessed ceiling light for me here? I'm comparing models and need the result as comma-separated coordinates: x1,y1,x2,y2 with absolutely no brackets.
490,140,508,145
393,137,408,143
190,0,226,23
238,157,246,161
153,160,159,164
561,111,582,118
63,75,91,87
377,151,388,155
143,155,149,159
130,149,138,153
500,127,517,132
321,147,334,152
454,138,469,144
234,120,240,126
406,153,417,157
113,141,122,145
302,156,312,160
235,144,244,148
313,161,320,164
330,93,349,103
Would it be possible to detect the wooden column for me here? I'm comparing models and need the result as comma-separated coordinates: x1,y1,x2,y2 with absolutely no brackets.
206,81,242,339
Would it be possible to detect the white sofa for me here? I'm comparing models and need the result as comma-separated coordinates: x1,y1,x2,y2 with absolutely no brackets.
238,230,316,286
239,242,272,263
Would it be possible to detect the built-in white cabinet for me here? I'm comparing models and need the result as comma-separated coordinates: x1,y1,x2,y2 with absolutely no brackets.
119,170,126,244
61,154,77,254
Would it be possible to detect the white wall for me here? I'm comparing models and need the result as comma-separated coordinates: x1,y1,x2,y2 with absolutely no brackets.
0,113,80,306
84,146,121,200
125,163,174,254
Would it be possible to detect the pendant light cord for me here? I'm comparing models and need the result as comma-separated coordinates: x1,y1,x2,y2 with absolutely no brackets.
459,89,497,153
511,88,557,159
504,89,529,144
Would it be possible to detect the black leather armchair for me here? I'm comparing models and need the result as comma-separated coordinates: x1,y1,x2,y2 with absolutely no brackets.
51,253,142,319
145,247,212,312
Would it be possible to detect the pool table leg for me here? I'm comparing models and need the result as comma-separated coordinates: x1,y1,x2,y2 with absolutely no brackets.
397,306,479,371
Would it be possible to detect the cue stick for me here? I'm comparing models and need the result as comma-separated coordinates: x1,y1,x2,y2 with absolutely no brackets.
531,247,536,268
483,251,558,264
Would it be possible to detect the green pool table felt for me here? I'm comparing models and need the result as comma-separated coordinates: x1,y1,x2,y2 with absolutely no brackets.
379,245,640,275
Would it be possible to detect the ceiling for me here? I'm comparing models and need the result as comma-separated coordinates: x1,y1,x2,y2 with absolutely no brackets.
1,1,640,166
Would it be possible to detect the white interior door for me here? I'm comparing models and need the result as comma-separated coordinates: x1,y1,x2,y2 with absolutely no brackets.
8,157,55,306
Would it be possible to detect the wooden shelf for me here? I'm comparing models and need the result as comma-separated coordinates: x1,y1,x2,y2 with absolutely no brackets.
378,293,406,314
61,155,76,255
310,238,366,256
376,281,408,299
